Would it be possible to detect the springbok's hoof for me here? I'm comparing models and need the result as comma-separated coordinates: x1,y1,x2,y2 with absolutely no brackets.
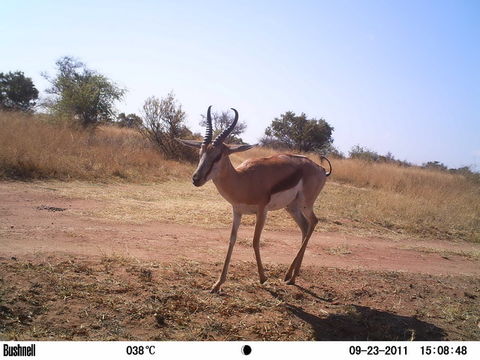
210,284,222,294
285,278,296,285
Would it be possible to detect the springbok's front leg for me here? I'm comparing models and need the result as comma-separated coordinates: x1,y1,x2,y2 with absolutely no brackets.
253,207,268,284
211,210,242,293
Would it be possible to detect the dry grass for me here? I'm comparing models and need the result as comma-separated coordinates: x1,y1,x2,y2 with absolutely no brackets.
325,244,352,256
398,246,480,261
0,112,192,182
1,111,479,242
1,256,479,340
332,158,478,200
26,178,476,243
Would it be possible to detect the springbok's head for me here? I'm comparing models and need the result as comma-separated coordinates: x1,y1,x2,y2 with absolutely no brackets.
177,106,254,187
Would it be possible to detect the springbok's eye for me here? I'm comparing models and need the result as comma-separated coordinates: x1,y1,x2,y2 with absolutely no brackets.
203,151,223,175
212,151,222,163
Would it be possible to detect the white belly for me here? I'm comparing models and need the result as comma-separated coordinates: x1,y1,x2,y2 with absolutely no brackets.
234,180,302,214
266,180,302,210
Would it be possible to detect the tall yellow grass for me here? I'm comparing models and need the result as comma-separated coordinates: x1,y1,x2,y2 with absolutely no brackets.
0,112,192,181
1,111,478,241
331,159,479,241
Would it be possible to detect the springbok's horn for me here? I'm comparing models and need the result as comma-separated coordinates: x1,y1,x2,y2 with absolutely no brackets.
213,108,238,146
202,105,213,146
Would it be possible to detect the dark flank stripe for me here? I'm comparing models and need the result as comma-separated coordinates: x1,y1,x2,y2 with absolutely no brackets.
270,169,303,195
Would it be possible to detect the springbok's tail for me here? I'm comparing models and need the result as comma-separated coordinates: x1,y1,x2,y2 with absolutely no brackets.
320,155,332,177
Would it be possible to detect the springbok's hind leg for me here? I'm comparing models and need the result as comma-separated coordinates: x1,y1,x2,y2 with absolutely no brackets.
211,210,242,293
286,203,309,239
284,205,318,285
284,203,308,281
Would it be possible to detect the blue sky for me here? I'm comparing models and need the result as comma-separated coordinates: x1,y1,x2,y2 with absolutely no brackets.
1,0,479,169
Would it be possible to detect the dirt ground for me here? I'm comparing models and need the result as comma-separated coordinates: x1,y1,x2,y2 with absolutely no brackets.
0,181,479,340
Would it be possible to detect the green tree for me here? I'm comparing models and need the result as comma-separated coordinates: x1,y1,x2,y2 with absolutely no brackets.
199,109,247,144
262,111,333,152
0,71,39,111
43,56,125,127
138,92,196,161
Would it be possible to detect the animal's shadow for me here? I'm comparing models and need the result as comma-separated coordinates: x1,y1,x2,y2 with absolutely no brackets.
266,286,447,341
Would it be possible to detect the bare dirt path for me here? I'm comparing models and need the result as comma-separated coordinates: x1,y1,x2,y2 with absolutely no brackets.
1,182,479,277
1,181,479,341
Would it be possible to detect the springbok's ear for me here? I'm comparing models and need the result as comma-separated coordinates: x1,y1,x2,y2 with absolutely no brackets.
226,143,256,154
175,138,202,148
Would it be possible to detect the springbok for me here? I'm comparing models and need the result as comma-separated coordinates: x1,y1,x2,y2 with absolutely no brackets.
177,106,331,293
